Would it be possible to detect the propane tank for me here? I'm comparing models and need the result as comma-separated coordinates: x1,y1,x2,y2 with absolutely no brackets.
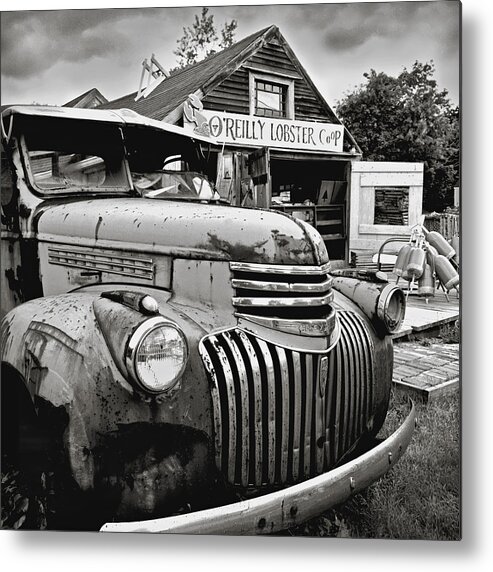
422,228,455,259
406,247,426,279
418,263,435,298
435,254,459,291
393,244,412,277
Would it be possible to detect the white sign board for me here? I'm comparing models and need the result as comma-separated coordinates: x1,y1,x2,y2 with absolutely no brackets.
184,109,344,153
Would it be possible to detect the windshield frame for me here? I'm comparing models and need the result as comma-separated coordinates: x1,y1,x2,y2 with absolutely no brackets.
19,128,135,199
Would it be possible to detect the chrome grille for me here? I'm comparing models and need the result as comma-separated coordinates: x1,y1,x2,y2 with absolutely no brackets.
230,261,334,321
199,310,375,488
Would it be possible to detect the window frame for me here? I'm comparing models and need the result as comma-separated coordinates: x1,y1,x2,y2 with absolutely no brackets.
249,71,294,120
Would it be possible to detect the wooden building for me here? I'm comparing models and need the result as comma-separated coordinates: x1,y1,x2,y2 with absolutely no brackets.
99,25,423,265
64,88,108,109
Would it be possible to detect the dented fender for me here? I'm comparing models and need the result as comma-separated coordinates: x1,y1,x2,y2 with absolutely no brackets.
0,287,216,499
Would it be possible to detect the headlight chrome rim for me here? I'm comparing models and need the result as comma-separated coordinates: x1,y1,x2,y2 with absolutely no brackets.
126,316,188,394
376,284,406,334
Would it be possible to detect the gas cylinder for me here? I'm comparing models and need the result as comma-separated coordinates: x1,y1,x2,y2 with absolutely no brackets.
406,247,426,279
393,244,412,277
422,228,455,259
435,254,459,291
418,263,435,298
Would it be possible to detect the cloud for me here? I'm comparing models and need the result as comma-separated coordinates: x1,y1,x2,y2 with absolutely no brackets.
0,3,460,107
1,8,161,79
319,2,425,52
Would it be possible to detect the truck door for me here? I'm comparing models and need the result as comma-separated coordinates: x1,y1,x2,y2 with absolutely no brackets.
248,147,271,209
1,144,22,317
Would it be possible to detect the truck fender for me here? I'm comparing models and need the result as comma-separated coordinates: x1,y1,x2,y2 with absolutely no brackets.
1,288,213,494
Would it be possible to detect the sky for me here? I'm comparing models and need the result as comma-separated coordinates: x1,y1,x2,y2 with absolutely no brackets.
0,1,460,110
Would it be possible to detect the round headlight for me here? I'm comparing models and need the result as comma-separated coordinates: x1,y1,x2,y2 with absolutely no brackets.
377,284,406,334
126,317,188,393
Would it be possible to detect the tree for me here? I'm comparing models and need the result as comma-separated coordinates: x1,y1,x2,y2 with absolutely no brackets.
336,62,459,212
173,8,237,69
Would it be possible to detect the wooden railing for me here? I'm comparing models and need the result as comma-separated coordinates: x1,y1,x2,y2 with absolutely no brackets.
424,213,459,240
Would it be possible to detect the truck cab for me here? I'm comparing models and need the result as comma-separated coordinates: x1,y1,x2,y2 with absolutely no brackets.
0,106,414,533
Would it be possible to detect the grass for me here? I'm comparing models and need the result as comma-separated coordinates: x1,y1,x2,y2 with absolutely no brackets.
289,387,461,540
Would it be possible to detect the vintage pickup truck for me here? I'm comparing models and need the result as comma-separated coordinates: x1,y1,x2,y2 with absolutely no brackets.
0,105,415,533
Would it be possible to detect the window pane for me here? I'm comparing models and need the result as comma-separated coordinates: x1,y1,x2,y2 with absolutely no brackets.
257,90,281,111
255,79,288,117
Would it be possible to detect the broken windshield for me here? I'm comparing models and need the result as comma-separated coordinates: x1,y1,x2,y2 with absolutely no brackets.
22,118,132,195
133,170,220,201
28,149,129,192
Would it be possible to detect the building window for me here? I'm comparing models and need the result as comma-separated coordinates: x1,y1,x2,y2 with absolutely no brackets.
255,81,287,118
374,187,409,225
249,72,294,119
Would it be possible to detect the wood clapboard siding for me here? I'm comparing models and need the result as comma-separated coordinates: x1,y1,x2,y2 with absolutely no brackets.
203,69,250,114
202,41,336,123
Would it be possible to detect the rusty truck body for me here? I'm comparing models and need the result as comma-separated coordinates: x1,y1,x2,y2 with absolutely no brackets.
0,105,415,533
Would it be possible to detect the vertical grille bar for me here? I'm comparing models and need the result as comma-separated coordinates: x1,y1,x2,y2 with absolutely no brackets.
222,332,250,487
339,325,351,455
213,338,238,483
315,356,326,474
331,339,343,464
358,318,375,424
209,337,237,484
200,339,224,471
291,351,302,482
324,352,336,469
303,355,314,478
344,315,360,441
256,339,277,485
275,346,290,483
348,313,366,437
236,331,263,485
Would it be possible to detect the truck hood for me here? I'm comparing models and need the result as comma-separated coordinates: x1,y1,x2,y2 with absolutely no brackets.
36,198,328,265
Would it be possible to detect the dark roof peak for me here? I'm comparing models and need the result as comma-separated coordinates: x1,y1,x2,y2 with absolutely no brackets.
98,25,278,120
63,87,108,108
167,25,276,80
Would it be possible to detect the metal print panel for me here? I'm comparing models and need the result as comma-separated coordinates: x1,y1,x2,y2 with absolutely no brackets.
0,1,460,539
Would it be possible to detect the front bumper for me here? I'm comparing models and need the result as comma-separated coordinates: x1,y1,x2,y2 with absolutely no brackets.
101,402,416,535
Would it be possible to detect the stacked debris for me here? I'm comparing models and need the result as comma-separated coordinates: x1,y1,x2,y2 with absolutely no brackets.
393,226,459,302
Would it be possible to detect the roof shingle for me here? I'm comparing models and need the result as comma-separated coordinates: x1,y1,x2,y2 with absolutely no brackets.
98,26,275,121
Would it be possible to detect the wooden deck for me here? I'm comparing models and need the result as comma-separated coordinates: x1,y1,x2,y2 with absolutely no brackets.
392,282,460,339
393,342,459,402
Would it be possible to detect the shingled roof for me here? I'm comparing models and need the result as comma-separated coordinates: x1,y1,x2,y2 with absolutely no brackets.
99,26,273,122
99,25,359,152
